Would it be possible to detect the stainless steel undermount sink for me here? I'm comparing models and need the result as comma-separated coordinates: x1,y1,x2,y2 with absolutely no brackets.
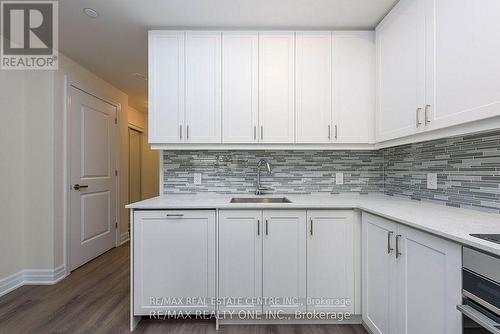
230,197,292,204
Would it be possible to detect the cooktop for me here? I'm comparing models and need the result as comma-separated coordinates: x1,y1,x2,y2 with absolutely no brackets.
470,234,500,245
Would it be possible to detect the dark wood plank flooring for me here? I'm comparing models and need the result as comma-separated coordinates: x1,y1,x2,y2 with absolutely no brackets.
0,244,368,334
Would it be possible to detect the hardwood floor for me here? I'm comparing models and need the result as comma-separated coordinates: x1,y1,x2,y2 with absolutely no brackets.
0,244,368,334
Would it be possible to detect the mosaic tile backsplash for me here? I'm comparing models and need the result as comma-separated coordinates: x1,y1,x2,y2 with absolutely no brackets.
162,130,500,213
162,150,384,194
382,131,500,213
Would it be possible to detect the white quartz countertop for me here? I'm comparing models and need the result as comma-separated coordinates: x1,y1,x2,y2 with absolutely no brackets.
127,193,500,256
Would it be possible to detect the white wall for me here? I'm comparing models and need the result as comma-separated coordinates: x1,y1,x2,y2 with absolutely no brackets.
0,53,131,293
0,72,26,280
24,71,56,270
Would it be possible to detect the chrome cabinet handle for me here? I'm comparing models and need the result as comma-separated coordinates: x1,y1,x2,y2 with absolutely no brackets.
416,108,422,127
425,105,431,125
260,126,263,140
180,125,183,139
257,219,260,236
265,219,268,235
166,213,184,217
186,125,189,140
396,234,402,258
73,184,88,190
334,125,338,139
328,125,331,140
387,231,394,254
310,218,313,236
254,126,257,140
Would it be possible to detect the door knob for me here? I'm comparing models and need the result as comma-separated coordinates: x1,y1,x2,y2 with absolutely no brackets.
73,184,88,190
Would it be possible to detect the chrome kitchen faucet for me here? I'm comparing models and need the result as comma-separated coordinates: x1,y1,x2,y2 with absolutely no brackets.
255,158,272,195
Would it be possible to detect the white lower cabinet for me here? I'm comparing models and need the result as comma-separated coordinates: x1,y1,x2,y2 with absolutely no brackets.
262,210,307,313
306,210,357,313
218,210,262,313
362,212,397,334
362,212,462,334
218,209,358,315
133,210,216,315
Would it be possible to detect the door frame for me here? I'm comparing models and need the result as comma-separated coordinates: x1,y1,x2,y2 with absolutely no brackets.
127,125,143,204
63,76,121,275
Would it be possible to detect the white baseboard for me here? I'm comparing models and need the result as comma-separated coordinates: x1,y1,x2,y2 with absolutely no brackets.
0,271,24,298
120,232,130,245
0,265,67,298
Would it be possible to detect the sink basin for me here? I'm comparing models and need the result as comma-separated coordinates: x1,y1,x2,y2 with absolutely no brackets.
230,197,292,203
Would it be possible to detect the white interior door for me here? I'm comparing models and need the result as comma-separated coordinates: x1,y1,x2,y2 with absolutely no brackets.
69,86,117,271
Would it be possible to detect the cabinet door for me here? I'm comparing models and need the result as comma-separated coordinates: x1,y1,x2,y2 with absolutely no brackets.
263,210,306,313
218,210,262,313
395,224,462,334
148,31,185,143
258,32,295,143
362,213,398,334
376,0,425,142
222,32,259,143
307,210,355,313
133,210,215,315
295,32,332,143
185,31,221,143
333,32,375,144
424,0,500,130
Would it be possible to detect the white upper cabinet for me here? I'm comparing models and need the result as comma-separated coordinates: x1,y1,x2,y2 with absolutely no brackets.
376,0,425,142
222,32,259,143
333,32,375,144
147,30,375,147
295,31,375,144
185,31,222,143
424,0,500,130
148,31,185,143
376,0,500,143
258,32,295,143
295,32,332,143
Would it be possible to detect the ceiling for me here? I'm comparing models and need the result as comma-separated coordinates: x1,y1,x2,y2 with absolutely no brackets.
59,0,398,113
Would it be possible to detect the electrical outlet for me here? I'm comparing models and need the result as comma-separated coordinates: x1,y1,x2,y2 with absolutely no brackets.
335,172,344,185
194,173,202,185
427,173,437,190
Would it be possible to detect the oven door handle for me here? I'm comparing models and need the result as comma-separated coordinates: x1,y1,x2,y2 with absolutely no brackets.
457,304,500,334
